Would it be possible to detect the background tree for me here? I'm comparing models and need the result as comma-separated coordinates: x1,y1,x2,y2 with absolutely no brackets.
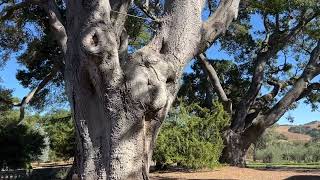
0,110,45,170
179,0,320,166
0,86,14,112
41,110,75,160
0,0,240,178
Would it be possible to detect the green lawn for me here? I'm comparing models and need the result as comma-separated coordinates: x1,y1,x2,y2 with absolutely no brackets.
247,162,320,169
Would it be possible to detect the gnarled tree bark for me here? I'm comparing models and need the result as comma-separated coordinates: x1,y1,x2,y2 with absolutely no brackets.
61,0,239,179
1,0,240,178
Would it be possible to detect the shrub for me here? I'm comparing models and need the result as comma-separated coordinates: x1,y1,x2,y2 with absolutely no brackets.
153,102,230,169
0,111,45,169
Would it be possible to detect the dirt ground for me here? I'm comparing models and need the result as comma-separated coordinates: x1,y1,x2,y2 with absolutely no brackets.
150,166,320,180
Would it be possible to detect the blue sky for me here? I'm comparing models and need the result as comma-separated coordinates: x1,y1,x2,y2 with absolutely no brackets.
1,10,319,125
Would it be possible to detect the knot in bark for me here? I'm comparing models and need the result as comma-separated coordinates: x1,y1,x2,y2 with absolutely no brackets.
81,24,116,59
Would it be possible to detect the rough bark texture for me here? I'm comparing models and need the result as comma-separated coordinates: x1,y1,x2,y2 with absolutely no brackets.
3,0,240,178
60,0,240,179
220,117,265,166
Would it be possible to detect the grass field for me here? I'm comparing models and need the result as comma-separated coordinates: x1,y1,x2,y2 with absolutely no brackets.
247,162,320,169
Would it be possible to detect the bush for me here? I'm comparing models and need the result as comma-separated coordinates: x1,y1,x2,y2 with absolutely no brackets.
41,110,75,160
153,102,230,169
0,111,45,169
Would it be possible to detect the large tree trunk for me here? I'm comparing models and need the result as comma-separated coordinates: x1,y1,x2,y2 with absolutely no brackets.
220,130,248,167
27,0,240,178
62,0,219,179
220,122,264,167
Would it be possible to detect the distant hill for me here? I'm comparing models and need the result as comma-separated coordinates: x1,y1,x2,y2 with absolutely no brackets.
304,121,320,129
274,121,320,142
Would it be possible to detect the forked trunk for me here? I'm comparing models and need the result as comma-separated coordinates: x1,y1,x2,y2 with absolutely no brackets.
220,121,265,167
63,0,208,179
56,0,241,178
220,130,248,167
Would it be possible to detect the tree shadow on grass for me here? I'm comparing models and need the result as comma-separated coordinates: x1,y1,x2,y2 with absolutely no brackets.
284,175,320,180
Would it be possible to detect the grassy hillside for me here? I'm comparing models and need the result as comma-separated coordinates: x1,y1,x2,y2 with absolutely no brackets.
274,121,320,142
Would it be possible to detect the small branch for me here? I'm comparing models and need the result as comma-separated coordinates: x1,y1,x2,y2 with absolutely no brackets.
135,1,160,23
297,83,320,101
0,0,10,6
198,53,232,114
263,13,271,34
207,0,214,16
275,13,280,32
17,69,57,125
259,80,283,104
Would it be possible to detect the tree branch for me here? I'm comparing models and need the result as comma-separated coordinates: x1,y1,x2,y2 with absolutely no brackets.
41,0,67,55
200,0,241,52
207,0,214,16
134,0,160,22
263,41,320,127
261,80,283,101
297,83,320,101
243,80,283,129
0,0,68,55
252,80,283,110
232,10,319,131
17,69,57,124
198,53,232,113
110,0,131,37
263,13,271,34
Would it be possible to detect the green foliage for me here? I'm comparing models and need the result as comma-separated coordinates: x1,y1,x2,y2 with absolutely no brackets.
41,110,75,160
125,7,152,51
255,142,312,163
0,86,14,112
153,102,230,169
178,60,249,109
0,111,45,169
